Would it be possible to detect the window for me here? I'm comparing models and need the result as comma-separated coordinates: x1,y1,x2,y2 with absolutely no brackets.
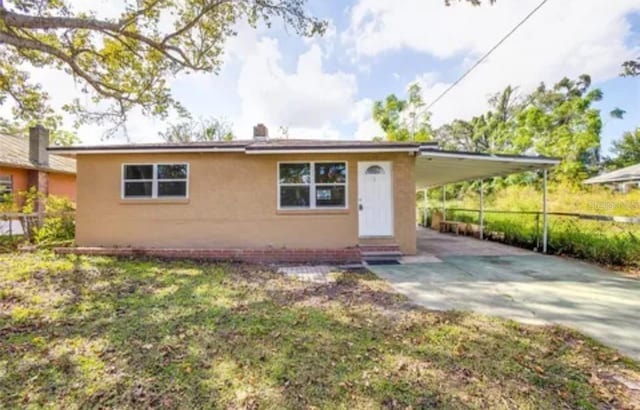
278,162,347,209
0,176,12,202
122,164,188,199
365,165,385,175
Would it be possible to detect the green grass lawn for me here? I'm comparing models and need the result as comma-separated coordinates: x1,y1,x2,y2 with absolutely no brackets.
1,253,639,409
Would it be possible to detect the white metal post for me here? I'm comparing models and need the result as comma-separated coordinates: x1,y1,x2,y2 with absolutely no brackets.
442,186,446,220
543,169,548,253
423,188,428,227
479,180,484,240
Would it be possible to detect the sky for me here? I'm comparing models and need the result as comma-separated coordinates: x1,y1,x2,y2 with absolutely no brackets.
15,0,640,153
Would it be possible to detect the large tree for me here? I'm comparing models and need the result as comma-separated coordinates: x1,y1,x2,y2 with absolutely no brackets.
621,57,640,77
432,75,605,183
515,75,603,180
0,0,326,136
372,83,432,142
607,128,640,169
436,86,526,153
160,116,234,142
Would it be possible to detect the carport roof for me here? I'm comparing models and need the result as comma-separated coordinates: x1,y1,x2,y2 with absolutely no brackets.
416,148,560,188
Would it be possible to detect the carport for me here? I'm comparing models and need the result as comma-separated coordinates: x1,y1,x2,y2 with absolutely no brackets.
414,148,559,252
372,149,640,360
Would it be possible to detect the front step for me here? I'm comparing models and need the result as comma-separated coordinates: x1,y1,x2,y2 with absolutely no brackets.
359,244,402,264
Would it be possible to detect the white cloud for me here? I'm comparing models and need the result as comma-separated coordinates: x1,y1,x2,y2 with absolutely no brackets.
351,98,383,140
234,38,358,139
345,0,640,126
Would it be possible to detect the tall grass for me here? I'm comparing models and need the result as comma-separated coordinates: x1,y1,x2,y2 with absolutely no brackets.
432,184,640,268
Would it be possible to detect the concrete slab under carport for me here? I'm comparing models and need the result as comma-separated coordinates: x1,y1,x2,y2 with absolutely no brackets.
371,229,640,360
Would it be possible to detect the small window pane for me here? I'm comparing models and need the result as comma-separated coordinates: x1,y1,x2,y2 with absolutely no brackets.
280,186,310,207
158,164,187,180
124,181,152,197
280,163,310,184
315,163,346,183
365,165,384,175
158,181,187,197
125,165,153,180
316,185,346,207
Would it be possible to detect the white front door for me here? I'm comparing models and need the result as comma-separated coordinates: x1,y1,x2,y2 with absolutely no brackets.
358,161,393,237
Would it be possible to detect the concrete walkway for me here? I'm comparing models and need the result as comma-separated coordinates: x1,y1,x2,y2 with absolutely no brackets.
370,228,640,360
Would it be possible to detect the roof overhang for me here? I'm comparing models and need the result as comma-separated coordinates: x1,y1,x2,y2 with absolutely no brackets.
49,142,433,156
416,150,560,188
244,147,420,154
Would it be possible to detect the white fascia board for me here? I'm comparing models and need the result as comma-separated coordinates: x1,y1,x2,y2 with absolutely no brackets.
245,148,420,154
48,148,247,155
419,151,560,165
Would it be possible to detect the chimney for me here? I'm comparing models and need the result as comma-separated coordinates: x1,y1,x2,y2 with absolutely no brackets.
253,123,268,141
29,125,49,166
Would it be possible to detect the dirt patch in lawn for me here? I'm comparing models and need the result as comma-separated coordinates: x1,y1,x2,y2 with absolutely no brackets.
1,253,639,409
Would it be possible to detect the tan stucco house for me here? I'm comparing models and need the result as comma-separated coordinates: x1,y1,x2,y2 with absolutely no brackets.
50,124,558,263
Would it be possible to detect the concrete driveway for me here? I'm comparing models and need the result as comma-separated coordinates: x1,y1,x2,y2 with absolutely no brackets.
369,229,640,360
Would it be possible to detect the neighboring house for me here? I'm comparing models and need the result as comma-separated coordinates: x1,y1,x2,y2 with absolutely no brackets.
584,163,640,193
51,124,558,263
0,126,77,204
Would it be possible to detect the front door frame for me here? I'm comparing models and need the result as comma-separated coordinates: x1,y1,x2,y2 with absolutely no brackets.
357,161,394,238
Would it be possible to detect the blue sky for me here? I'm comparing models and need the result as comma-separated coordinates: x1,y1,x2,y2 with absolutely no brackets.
21,0,640,153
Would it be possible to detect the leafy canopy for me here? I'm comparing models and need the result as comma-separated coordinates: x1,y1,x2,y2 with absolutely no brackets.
607,128,640,169
372,83,432,142
160,116,234,142
433,75,605,183
0,0,326,137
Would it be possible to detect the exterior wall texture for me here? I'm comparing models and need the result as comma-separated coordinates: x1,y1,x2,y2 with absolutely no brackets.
49,172,77,202
0,166,29,194
0,166,76,204
76,152,417,254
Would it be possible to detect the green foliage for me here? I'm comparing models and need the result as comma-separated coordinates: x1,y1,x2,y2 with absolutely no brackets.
606,128,640,169
433,75,605,184
621,57,640,77
439,184,640,267
437,86,525,153
160,116,235,142
0,1,326,136
372,83,432,141
13,188,75,247
516,75,602,181
30,196,75,247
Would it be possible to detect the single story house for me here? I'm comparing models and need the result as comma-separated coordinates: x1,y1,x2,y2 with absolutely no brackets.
0,126,77,203
51,124,558,263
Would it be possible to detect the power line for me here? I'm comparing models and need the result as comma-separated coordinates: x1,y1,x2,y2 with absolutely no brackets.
425,0,551,111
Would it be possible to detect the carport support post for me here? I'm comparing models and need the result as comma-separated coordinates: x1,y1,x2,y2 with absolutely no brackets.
543,169,548,253
479,180,484,240
423,188,428,227
441,186,446,220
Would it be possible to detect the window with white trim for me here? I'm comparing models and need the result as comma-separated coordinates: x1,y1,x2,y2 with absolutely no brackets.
122,164,188,199
278,162,347,209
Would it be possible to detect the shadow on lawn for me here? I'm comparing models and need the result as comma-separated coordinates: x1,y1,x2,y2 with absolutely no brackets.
1,254,638,409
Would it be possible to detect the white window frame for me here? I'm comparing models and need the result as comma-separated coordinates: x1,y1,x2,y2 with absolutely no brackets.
121,163,189,200
277,161,348,210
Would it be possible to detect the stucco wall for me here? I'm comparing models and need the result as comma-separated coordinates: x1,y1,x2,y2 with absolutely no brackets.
76,152,417,254
49,172,77,202
0,166,29,194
